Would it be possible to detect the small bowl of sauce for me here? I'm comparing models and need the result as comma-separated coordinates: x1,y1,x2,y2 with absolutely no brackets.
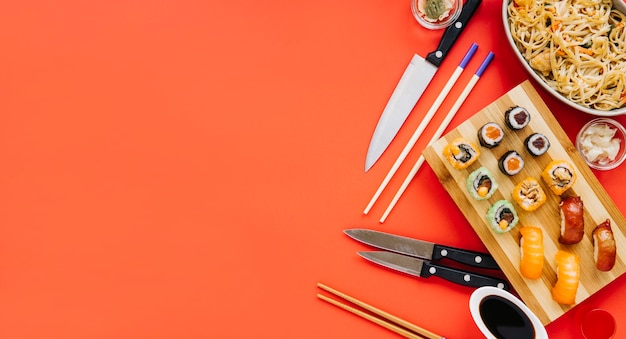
469,286,548,339
576,118,626,171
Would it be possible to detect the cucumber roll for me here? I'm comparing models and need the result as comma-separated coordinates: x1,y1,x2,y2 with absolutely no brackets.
498,150,524,176
525,133,550,156
487,200,519,233
512,177,546,211
504,106,531,130
477,122,504,148
466,167,498,200
442,138,481,170
541,160,577,195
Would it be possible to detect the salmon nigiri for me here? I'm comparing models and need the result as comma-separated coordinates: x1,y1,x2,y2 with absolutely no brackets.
552,250,580,305
519,226,544,279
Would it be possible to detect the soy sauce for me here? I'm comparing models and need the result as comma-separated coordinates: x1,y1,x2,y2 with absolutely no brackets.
479,295,535,339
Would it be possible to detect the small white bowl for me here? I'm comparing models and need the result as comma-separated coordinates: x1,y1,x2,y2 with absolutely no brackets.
412,0,462,30
469,286,548,339
576,118,626,170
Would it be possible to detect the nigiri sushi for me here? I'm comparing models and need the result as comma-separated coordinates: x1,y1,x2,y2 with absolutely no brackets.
512,177,546,212
593,219,616,272
442,138,481,169
559,196,584,245
552,250,580,305
520,226,544,279
542,160,577,195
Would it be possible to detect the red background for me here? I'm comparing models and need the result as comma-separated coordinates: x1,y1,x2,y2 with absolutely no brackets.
1,0,625,338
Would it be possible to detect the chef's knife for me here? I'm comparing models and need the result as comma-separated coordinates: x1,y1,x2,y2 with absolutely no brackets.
345,229,499,270
359,251,509,290
365,0,483,172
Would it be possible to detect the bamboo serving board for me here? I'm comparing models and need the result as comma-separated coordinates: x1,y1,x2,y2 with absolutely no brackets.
423,80,626,325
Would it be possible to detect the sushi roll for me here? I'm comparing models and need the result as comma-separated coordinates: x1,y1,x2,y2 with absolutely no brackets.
541,160,577,195
504,106,531,130
519,226,544,280
498,150,524,176
442,138,481,170
486,200,519,233
512,177,546,212
552,250,580,305
477,122,504,148
466,167,498,200
525,133,550,156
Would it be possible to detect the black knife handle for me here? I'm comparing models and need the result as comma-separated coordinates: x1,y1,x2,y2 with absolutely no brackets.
432,244,500,270
425,0,482,67
421,261,509,290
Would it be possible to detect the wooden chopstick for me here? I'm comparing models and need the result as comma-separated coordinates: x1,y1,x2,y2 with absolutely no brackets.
317,282,445,339
363,43,479,216
379,51,495,223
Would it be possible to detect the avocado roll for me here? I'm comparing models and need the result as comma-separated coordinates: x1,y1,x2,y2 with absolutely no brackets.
442,138,481,170
487,200,519,233
504,106,531,130
477,122,504,148
498,150,525,176
512,177,546,212
525,133,550,156
466,167,498,200
542,160,577,195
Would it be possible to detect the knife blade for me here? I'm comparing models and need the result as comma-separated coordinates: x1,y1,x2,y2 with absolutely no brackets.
345,229,499,270
358,251,509,290
365,0,482,172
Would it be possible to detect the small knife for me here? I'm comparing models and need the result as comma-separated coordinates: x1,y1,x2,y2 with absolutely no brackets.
345,229,499,270
365,0,482,172
359,251,509,290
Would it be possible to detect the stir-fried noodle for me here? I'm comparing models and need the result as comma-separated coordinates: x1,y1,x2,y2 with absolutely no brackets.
508,0,626,110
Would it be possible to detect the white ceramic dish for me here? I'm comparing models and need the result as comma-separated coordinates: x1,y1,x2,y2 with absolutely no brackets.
469,286,549,339
502,0,626,116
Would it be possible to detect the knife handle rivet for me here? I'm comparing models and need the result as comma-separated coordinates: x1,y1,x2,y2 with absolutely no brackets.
454,21,463,29
434,51,443,59
474,256,482,264
429,267,437,275
440,249,448,257
463,274,471,282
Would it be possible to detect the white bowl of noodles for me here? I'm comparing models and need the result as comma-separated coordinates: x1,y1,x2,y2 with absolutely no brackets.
503,0,626,116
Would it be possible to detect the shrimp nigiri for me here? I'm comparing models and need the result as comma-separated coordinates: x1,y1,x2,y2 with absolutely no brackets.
552,250,580,305
519,226,544,279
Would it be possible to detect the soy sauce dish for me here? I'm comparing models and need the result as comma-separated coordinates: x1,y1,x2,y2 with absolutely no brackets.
470,286,548,339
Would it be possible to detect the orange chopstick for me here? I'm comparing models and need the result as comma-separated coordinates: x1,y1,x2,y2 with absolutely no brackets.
316,283,445,339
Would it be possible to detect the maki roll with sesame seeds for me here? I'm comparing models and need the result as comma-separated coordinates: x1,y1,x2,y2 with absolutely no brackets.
442,138,481,170
512,177,546,212
525,133,550,156
498,150,524,176
466,167,498,200
477,122,504,148
487,200,519,233
542,160,577,195
505,106,531,130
